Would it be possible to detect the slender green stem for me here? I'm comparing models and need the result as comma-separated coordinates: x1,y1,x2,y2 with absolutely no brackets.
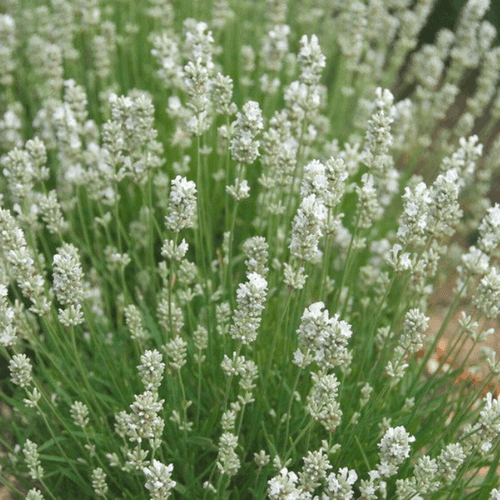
282,368,302,456
283,418,314,465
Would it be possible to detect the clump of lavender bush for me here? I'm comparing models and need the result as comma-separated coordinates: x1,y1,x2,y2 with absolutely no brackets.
2,0,500,498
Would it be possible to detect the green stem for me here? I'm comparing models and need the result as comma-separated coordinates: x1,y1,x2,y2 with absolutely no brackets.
282,418,314,465
282,368,302,456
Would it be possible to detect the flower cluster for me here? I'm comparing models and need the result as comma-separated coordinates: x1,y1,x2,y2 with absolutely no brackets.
229,100,264,166
165,176,197,232
143,460,176,499
306,372,343,433
289,194,326,263
229,272,268,345
294,301,352,370
52,242,85,326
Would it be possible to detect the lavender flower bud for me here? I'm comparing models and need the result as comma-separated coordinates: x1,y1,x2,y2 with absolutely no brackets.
298,448,332,492
229,272,268,344
91,467,108,497
397,181,431,246
289,194,326,263
124,304,150,343
377,426,415,477
23,440,43,481
138,349,165,391
230,101,263,165
165,176,197,232
70,401,89,429
260,24,291,72
143,460,176,499
126,391,165,445
298,34,326,86
217,432,240,476
473,267,500,318
283,263,307,290
268,468,300,499
0,208,49,315
0,284,16,347
399,309,429,354
9,353,33,388
478,203,500,256
26,489,44,500
52,243,84,307
306,372,342,433
294,302,352,370
165,336,187,371
490,488,500,500
437,443,465,484
242,236,269,276
324,467,358,499
212,72,236,116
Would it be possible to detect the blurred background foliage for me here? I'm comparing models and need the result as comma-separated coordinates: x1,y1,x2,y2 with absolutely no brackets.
422,0,500,44
419,0,500,203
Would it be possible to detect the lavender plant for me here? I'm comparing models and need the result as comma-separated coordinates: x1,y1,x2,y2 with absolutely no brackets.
2,0,500,499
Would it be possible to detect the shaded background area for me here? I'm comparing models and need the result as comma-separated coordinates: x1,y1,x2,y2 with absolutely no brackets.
419,0,500,204
421,0,500,44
